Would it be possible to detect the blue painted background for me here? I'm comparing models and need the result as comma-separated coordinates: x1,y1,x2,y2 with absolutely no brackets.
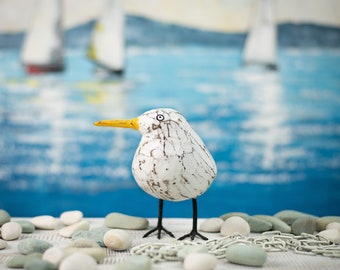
0,17,340,218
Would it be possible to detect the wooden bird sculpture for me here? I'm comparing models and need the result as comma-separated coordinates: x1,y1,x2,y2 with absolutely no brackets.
94,108,217,240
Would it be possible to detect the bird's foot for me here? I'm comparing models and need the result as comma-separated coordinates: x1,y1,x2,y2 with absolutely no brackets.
143,225,175,239
178,230,208,241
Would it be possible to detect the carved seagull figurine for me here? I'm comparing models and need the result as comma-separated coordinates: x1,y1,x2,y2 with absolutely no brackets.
94,108,217,240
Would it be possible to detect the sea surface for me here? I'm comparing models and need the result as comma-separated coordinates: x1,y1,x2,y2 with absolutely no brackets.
0,23,340,218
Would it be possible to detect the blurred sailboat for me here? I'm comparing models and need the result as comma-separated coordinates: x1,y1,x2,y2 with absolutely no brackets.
243,0,277,69
21,0,64,74
87,0,125,78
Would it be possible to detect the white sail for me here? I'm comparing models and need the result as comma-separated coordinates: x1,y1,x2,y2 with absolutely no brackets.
21,0,64,73
88,0,125,74
243,0,277,69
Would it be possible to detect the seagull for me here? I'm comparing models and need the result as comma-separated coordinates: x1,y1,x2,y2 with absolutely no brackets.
94,108,217,240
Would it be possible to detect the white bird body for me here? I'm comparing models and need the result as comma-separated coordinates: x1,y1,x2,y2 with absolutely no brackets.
132,109,217,201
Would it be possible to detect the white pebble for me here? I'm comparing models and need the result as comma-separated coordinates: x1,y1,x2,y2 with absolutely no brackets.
60,210,83,225
183,252,218,270
43,247,66,265
318,229,340,244
326,222,340,231
31,215,57,230
59,252,97,270
59,220,90,238
199,218,224,233
0,222,22,240
103,229,132,251
220,216,250,237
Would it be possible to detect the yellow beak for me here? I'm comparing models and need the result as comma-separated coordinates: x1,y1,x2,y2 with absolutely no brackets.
94,117,139,130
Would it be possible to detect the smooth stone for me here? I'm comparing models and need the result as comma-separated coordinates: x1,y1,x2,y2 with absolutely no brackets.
245,216,273,233
67,238,100,248
177,245,209,260
291,216,316,235
326,222,340,231
72,229,107,247
16,220,35,233
31,216,58,230
115,255,152,270
183,252,218,270
316,216,340,231
220,212,249,221
220,216,250,236
59,252,97,270
254,215,291,233
199,218,224,233
7,253,42,268
43,247,66,265
226,243,267,267
64,247,105,262
103,229,132,251
104,212,149,230
318,229,340,244
0,209,11,226
24,259,57,270
1,221,22,240
59,220,90,238
18,239,53,255
60,210,83,226
0,239,8,249
274,210,316,225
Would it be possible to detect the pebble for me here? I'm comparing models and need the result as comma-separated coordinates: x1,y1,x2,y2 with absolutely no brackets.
72,228,109,247
318,229,340,244
219,212,249,221
183,252,218,270
177,245,209,260
316,216,340,231
245,216,273,233
31,216,58,230
24,259,57,270
326,222,340,231
16,220,35,233
115,255,152,270
43,247,66,265
0,209,11,226
59,220,90,238
103,229,132,251
59,252,97,270
60,210,83,225
7,253,42,268
291,216,316,235
274,210,316,225
105,212,149,230
0,239,8,249
65,239,106,262
254,215,291,233
18,239,53,255
226,243,267,267
220,216,250,236
1,221,22,240
199,218,224,233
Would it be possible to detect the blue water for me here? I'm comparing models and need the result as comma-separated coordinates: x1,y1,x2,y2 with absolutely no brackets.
0,46,340,218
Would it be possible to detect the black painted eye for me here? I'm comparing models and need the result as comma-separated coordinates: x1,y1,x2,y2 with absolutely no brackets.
156,114,165,121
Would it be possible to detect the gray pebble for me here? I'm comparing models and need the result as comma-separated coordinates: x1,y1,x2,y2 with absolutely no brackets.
291,216,316,235
24,259,57,270
18,239,53,255
115,255,152,270
7,253,42,268
254,215,291,233
245,216,273,233
105,212,149,230
0,239,8,250
72,227,109,247
0,209,11,226
219,212,249,221
226,243,267,267
16,220,35,233
316,216,340,231
274,210,317,225
199,218,223,232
